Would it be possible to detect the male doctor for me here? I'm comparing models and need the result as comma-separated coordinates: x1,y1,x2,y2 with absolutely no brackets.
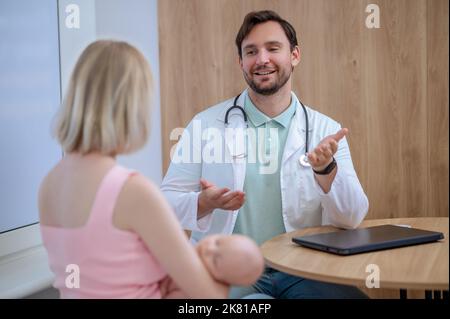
161,10,369,299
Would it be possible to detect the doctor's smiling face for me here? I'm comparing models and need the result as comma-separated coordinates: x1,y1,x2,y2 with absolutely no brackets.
239,20,300,96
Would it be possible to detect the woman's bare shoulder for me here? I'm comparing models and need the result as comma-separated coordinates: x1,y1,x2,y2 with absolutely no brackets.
122,173,162,201
113,172,172,230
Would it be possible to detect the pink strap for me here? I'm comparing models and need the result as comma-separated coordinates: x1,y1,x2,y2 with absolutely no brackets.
87,165,135,230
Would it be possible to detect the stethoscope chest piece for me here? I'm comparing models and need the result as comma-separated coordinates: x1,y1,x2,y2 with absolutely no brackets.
299,154,311,167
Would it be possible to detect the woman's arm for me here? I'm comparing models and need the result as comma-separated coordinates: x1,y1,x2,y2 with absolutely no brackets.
159,276,189,299
114,174,228,299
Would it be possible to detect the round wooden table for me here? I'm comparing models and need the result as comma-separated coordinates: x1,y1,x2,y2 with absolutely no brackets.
260,218,449,290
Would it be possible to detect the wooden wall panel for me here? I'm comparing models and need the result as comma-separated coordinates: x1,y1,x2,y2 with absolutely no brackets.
362,0,428,219
289,0,368,212
158,0,245,169
427,0,449,217
158,0,449,220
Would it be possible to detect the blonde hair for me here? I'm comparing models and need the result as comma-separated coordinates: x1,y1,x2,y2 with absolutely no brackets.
54,40,153,155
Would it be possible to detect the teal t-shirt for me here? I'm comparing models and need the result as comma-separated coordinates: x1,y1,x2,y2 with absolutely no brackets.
233,95,296,245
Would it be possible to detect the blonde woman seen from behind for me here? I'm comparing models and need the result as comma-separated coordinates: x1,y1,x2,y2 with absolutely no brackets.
38,40,228,298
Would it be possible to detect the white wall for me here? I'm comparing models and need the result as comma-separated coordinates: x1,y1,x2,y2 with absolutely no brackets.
59,0,162,183
96,0,162,184
58,0,97,95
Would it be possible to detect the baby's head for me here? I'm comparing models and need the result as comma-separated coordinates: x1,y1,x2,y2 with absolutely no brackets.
196,234,264,286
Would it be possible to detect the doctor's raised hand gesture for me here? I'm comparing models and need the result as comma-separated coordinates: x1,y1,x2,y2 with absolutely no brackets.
307,128,348,193
197,179,246,219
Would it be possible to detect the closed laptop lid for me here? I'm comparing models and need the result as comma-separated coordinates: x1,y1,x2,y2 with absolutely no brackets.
292,224,444,255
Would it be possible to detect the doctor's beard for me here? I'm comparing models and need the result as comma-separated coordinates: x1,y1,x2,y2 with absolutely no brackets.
243,66,292,96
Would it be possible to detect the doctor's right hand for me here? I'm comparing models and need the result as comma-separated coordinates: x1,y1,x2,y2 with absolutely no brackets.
197,178,245,219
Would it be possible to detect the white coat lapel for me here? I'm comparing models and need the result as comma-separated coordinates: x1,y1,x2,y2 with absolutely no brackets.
216,91,248,192
282,94,311,164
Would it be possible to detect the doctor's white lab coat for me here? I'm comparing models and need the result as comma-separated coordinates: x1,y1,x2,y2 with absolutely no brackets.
161,90,369,243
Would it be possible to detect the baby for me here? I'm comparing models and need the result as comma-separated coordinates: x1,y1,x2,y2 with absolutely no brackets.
161,234,265,298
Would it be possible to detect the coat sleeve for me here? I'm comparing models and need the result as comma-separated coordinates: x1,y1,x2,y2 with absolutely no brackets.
315,124,369,229
160,119,214,232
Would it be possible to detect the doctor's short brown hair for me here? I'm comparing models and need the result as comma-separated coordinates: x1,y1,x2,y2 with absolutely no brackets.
235,10,298,59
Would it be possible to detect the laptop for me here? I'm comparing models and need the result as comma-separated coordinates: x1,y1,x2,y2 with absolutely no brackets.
291,224,444,256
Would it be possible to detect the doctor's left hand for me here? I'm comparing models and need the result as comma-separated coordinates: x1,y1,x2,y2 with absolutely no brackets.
307,128,348,171
197,179,246,219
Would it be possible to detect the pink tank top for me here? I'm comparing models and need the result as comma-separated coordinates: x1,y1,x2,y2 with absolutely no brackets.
40,165,166,298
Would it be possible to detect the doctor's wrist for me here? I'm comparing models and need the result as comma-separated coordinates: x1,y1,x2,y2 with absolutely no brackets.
312,157,337,175
197,193,214,219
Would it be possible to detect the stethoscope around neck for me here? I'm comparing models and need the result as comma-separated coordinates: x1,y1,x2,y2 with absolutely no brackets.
224,93,311,167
